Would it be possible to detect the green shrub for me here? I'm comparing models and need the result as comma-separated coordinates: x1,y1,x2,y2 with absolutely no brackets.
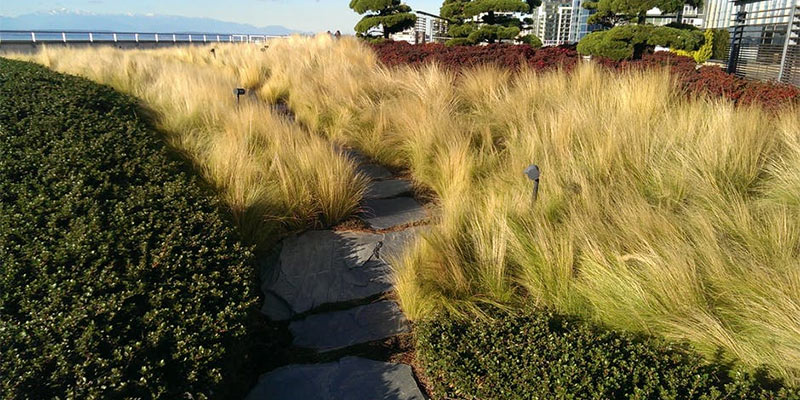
0,58,256,399
693,29,714,63
445,37,474,46
417,309,800,400
518,34,543,48
711,28,730,60
466,25,521,44
673,29,713,63
649,25,705,51
578,25,705,60
578,29,640,60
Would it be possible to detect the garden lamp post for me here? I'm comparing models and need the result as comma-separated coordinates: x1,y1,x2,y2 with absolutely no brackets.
234,88,245,109
524,164,540,203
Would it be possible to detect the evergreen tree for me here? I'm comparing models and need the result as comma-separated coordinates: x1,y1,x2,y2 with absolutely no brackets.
441,0,540,45
350,0,417,39
583,0,701,26
577,0,706,60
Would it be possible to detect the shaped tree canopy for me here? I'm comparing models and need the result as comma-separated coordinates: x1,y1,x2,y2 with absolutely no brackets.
577,0,706,60
576,24,705,60
584,0,702,26
350,0,417,39
441,0,540,45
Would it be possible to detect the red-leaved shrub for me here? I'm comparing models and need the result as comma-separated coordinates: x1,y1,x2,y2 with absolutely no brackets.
370,41,799,110
608,53,800,109
371,41,578,71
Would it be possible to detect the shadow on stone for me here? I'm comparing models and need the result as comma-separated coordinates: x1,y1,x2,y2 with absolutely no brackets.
245,357,425,400
362,198,427,230
290,301,410,352
365,179,414,200
358,163,393,180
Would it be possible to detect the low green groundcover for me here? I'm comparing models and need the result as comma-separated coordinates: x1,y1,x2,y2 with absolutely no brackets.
417,309,799,399
0,58,255,398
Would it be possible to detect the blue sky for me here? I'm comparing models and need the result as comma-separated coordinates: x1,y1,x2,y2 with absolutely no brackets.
0,1,446,33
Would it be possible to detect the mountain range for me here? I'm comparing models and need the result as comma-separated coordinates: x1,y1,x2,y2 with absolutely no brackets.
0,9,298,35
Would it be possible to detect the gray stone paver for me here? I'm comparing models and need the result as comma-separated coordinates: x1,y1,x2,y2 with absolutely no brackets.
379,227,427,263
290,301,410,351
255,148,429,398
261,230,392,320
363,197,427,230
260,227,426,320
365,179,413,199
358,163,393,180
245,356,425,400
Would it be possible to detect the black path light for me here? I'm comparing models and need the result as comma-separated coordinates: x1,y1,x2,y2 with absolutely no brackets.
524,164,540,203
234,88,246,109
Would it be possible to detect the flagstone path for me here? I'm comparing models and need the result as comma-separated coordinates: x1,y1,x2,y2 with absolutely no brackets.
246,150,429,400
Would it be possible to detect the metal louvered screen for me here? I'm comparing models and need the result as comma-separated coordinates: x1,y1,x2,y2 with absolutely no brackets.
728,0,800,85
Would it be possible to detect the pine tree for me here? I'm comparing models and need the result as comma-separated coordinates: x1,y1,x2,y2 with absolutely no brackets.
441,0,539,45
350,0,417,39
583,0,701,26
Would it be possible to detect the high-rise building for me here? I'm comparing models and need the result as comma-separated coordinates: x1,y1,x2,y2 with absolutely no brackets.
416,15,428,36
573,4,598,42
391,14,429,43
704,0,798,29
415,15,428,43
431,18,449,41
533,0,582,45
568,0,594,42
646,5,705,27
703,0,736,28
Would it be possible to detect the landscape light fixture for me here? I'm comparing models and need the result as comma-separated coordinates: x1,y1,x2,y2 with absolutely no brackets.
234,88,245,108
524,164,540,203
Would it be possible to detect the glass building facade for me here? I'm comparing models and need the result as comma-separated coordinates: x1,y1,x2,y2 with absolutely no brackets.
534,0,596,45
704,0,798,29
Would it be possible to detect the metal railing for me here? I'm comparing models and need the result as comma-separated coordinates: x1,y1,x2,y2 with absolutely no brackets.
0,30,288,45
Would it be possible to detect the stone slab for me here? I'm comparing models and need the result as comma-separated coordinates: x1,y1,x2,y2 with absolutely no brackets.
246,357,425,400
362,198,427,230
365,179,413,200
358,163,393,180
290,301,410,351
380,228,427,263
261,230,392,320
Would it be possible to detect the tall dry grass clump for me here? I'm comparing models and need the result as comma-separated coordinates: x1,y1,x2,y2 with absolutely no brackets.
233,36,800,384
11,36,800,384
13,43,366,248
